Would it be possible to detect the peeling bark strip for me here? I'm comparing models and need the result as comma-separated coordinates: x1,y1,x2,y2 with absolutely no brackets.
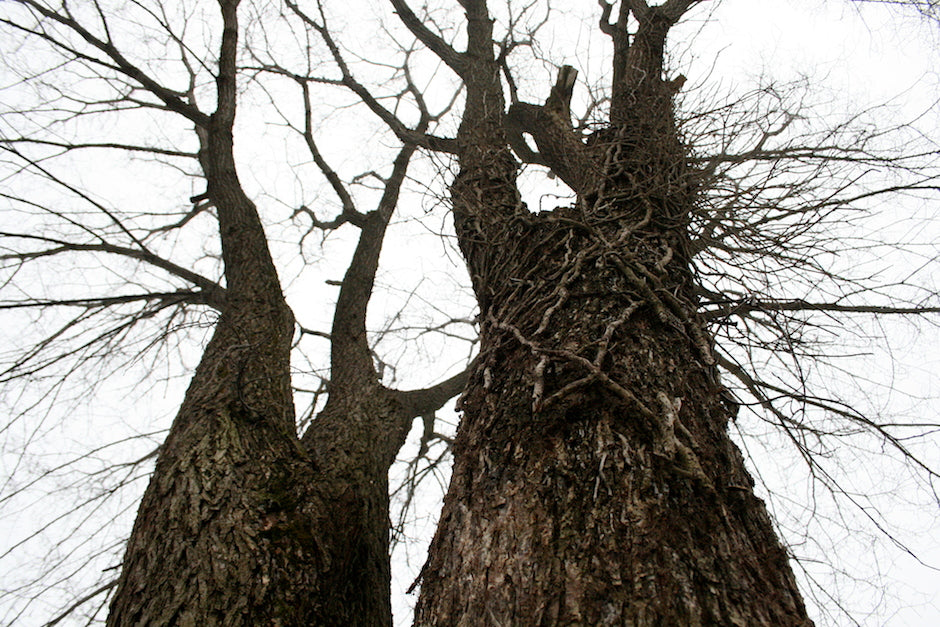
413,1,813,625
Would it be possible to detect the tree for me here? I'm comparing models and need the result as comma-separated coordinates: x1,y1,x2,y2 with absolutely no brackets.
0,0,467,624
396,0,811,622
383,0,939,624
1,0,938,625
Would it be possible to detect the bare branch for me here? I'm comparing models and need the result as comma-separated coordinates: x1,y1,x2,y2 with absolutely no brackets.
0,234,226,309
398,366,471,417
284,0,458,153
388,0,467,77
0,137,196,159
0,290,208,311
704,298,940,320
9,0,209,126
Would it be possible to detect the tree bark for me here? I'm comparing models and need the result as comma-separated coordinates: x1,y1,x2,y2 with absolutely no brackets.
414,1,813,624
414,221,813,623
107,36,467,619
107,4,328,623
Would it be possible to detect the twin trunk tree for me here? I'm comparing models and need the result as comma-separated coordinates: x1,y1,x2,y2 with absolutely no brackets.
411,1,813,625
104,0,462,624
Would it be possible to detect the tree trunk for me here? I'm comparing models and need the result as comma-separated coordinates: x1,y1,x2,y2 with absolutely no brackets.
108,87,333,627
108,77,466,621
106,309,329,625
414,208,813,624
108,2,354,623
106,123,332,622
414,2,813,625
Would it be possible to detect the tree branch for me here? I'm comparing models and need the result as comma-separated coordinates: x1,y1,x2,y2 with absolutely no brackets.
0,290,208,311
284,0,458,154
11,0,209,127
388,0,467,77
329,141,421,387
0,137,196,159
704,298,940,320
43,578,118,627
397,366,471,417
0,234,226,310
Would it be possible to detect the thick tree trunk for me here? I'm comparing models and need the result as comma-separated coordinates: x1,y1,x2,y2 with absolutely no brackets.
109,96,333,627
106,309,328,625
109,104,464,622
107,130,332,622
108,2,351,623
414,209,813,625
416,189,813,627
414,3,812,624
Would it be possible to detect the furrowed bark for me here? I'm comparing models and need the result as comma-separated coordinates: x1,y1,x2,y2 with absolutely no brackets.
108,2,325,623
109,79,465,622
298,140,468,625
299,168,406,627
414,1,813,624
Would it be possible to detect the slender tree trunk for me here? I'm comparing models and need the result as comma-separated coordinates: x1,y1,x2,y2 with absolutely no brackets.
295,141,468,626
415,2,813,624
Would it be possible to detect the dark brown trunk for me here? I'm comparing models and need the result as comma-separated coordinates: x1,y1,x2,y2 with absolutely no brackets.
106,113,333,621
292,146,428,626
108,2,359,623
414,210,812,625
299,385,405,627
106,310,327,625
108,86,332,627
415,2,812,624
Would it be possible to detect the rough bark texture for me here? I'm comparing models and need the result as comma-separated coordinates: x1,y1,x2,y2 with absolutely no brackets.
414,215,812,623
107,117,328,625
108,2,407,624
415,1,813,625
107,37,466,619
107,5,328,622
298,194,465,625
106,310,325,625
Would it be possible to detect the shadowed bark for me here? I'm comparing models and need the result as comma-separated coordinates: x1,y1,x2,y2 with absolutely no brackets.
105,2,466,625
298,142,468,626
410,1,813,624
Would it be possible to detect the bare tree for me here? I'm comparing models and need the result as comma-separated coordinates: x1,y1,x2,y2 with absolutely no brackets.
1,0,467,624
371,0,940,624
2,0,939,625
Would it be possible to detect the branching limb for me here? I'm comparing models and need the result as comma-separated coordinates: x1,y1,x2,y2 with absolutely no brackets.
704,297,940,321
0,235,226,309
388,0,467,77
9,0,209,127
284,0,458,153
398,367,471,418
